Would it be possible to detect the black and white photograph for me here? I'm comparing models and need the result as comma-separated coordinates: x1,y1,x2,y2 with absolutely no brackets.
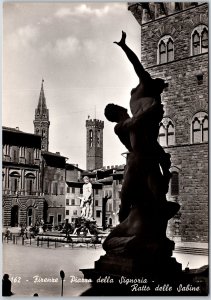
2,1,209,297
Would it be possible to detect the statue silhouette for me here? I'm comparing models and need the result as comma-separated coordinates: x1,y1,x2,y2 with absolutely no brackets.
103,32,180,259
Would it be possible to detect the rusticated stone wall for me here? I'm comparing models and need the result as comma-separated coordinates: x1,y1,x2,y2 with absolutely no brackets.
129,3,208,242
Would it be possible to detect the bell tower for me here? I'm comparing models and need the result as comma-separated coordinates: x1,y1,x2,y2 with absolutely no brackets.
33,79,50,151
86,118,104,171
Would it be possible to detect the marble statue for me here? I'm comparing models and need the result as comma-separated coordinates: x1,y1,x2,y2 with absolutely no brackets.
80,176,93,220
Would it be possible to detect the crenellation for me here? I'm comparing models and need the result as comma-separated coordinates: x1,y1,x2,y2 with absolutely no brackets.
86,119,104,129
128,2,206,25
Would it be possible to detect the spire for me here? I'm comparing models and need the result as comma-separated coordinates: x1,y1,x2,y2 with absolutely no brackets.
37,78,47,112
34,79,50,152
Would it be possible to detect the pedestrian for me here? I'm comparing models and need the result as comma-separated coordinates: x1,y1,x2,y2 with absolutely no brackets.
2,274,13,296
64,220,71,241
4,227,10,240
24,227,28,239
20,225,24,237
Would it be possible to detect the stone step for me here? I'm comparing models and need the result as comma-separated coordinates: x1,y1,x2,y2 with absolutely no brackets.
174,246,208,256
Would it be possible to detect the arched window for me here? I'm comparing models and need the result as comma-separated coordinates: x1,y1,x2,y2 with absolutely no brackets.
12,148,19,163
42,129,46,137
10,172,20,194
167,39,174,62
14,179,19,193
53,182,58,195
192,118,201,143
158,118,175,146
89,130,93,147
44,181,49,194
4,145,10,156
202,116,208,142
159,41,166,64
192,31,200,55
175,2,182,11
171,171,179,196
167,122,175,146
191,25,208,56
26,149,34,164
155,3,166,18
29,151,32,164
25,173,35,195
191,112,208,143
97,130,100,147
19,147,25,157
158,123,166,146
201,28,208,53
158,36,174,64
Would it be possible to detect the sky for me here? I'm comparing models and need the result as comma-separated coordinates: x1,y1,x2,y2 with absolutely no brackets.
3,1,141,170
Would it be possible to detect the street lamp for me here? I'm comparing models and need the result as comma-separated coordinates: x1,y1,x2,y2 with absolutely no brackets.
60,270,65,296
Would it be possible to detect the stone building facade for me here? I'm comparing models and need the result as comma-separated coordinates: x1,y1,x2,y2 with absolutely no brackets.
2,127,45,227
128,2,208,243
41,151,67,226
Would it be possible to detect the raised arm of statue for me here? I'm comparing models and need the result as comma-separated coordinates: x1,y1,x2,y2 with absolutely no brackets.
114,31,149,81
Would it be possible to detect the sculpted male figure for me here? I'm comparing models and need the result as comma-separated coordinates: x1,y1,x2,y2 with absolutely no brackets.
80,176,93,220
104,103,175,223
104,103,180,255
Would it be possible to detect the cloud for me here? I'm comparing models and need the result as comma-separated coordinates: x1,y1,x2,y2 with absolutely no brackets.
17,25,39,42
41,36,80,59
55,36,80,57
7,24,39,49
40,16,52,25
83,39,97,55
55,3,112,18
55,7,72,18
76,4,110,17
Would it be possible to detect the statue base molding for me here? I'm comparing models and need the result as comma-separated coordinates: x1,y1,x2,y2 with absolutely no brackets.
80,260,208,296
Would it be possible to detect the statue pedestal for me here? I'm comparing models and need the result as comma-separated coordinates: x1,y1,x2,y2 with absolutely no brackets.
94,253,182,277
80,258,208,296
